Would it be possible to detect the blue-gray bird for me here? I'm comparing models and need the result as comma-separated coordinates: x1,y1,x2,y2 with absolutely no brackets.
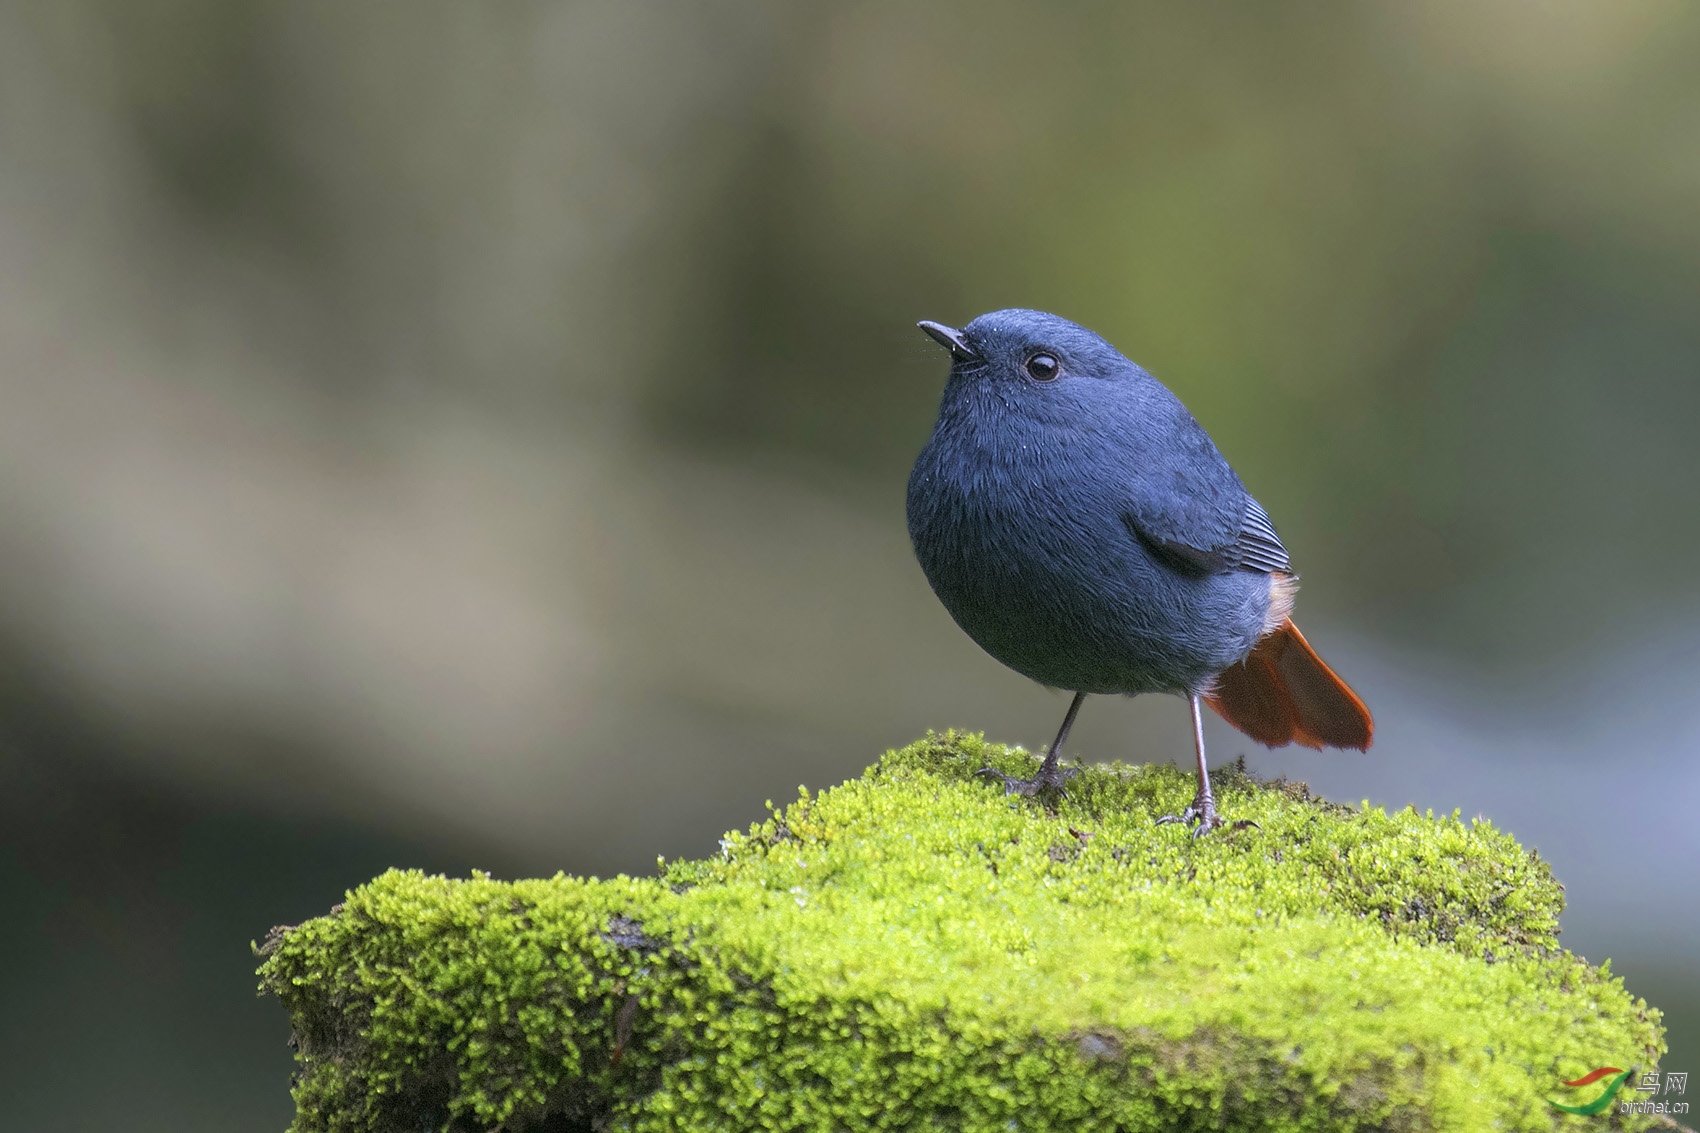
907,309,1372,833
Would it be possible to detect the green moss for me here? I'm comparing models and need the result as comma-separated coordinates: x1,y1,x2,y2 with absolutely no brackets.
260,732,1671,1132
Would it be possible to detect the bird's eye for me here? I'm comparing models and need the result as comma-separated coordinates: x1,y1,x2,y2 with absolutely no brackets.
1025,352,1060,381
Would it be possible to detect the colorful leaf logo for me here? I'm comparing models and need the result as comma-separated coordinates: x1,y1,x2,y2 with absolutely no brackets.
1548,1066,1634,1115
1561,1067,1624,1088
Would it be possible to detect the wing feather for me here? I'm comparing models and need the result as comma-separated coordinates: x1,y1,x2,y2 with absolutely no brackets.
1233,497,1291,573
1127,495,1290,576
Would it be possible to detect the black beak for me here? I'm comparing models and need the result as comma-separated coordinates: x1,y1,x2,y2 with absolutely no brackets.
917,320,978,362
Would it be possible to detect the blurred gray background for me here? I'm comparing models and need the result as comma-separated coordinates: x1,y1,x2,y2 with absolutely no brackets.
0,2,1696,1128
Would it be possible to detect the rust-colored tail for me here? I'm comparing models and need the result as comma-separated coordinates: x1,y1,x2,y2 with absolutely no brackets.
1205,619,1373,750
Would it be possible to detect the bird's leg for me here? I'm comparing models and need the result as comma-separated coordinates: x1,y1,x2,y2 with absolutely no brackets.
977,691,1085,798
1158,694,1221,833
1157,693,1256,837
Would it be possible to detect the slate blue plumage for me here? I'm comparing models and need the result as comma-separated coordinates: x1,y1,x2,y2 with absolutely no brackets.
908,308,1281,695
907,309,1368,832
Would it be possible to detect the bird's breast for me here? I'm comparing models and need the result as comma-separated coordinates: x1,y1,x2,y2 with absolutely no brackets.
907,418,1123,594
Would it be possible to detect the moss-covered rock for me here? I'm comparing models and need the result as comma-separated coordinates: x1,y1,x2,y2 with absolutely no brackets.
259,732,1674,1132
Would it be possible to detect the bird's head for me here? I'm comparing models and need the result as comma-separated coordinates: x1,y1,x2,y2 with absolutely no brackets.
917,309,1134,390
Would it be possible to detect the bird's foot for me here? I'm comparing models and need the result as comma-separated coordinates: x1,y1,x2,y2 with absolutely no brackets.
975,757,1079,799
1157,794,1259,839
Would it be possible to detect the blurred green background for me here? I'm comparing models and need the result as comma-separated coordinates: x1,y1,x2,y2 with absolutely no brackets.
1,2,1696,1128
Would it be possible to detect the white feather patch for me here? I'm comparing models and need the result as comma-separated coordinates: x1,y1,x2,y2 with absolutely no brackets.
1263,571,1299,636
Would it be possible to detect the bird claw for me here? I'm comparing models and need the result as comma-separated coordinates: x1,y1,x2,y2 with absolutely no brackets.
1156,801,1219,837
975,761,1079,799
1157,797,1259,838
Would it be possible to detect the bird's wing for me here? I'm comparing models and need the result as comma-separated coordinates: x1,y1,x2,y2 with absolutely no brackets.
1129,494,1292,576
1118,394,1291,576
